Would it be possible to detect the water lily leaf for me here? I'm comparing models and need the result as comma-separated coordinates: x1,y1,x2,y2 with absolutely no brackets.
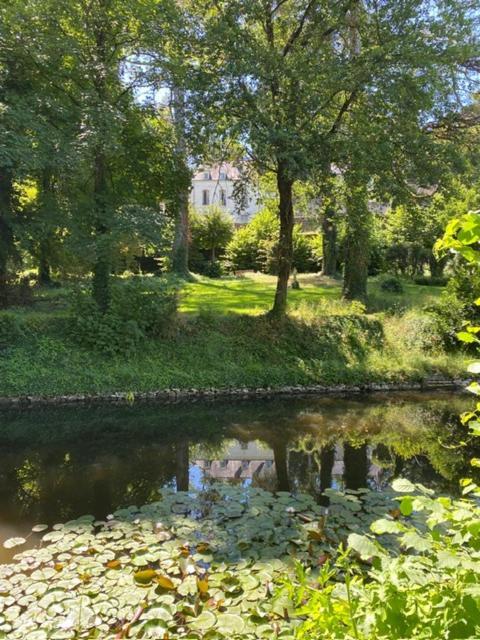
189,610,216,631
140,618,169,637
3,538,26,549
24,631,48,640
197,577,209,594
31,525,48,533
216,613,245,634
134,569,157,585
156,575,175,590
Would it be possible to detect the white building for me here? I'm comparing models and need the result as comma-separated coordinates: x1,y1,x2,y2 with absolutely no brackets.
190,163,260,226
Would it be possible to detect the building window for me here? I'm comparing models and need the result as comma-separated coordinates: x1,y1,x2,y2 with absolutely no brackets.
202,190,210,206
219,171,227,180
220,189,227,206
203,171,211,180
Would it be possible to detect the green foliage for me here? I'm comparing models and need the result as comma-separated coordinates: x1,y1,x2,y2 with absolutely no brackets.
414,276,448,287
380,277,403,294
389,311,445,353
70,279,177,355
291,483,480,640
0,312,24,350
289,211,480,639
189,207,234,276
225,209,321,275
426,212,480,348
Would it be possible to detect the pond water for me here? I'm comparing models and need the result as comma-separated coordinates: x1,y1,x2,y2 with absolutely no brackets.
0,391,478,563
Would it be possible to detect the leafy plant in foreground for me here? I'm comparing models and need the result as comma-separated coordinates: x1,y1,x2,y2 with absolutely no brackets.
289,211,480,639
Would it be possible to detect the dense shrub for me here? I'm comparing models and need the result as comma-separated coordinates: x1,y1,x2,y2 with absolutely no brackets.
0,312,25,350
386,310,444,352
426,263,480,349
380,276,404,294
189,207,234,276
70,279,177,355
0,276,34,309
225,208,321,274
385,242,429,276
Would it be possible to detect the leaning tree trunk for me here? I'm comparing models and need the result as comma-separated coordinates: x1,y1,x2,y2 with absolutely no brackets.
171,86,191,277
321,206,337,276
0,169,14,308
343,177,370,302
270,164,294,318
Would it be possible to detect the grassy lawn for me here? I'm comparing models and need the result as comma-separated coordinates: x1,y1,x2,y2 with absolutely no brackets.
0,272,460,399
180,272,444,315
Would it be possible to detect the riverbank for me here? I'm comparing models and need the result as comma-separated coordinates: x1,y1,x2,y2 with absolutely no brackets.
0,306,468,403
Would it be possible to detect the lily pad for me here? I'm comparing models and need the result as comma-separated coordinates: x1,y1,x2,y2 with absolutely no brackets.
3,538,26,550
189,610,216,631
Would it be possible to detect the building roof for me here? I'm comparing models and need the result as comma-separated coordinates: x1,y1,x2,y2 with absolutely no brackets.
193,163,241,181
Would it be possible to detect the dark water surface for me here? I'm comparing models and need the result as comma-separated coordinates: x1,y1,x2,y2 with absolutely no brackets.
0,391,478,563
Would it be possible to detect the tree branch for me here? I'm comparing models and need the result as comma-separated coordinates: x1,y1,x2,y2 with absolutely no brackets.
327,90,358,136
282,0,318,57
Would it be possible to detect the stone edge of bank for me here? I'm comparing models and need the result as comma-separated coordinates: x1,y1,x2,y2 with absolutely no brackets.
0,378,470,408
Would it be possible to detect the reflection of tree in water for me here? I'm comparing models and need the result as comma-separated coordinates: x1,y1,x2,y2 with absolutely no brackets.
0,443,178,526
344,443,368,490
0,392,478,532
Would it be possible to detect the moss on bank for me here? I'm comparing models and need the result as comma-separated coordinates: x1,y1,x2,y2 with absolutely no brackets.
0,309,467,398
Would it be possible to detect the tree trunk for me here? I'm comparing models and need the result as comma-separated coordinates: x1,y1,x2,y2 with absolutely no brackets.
429,255,445,278
38,169,54,286
38,244,52,286
0,169,14,308
321,207,337,275
343,177,370,302
171,86,190,277
172,186,190,276
270,165,294,317
92,149,111,311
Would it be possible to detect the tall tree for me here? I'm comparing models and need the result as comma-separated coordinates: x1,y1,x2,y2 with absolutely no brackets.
195,1,360,316
0,2,35,302
196,0,478,312
27,0,180,308
171,86,191,276
333,0,479,300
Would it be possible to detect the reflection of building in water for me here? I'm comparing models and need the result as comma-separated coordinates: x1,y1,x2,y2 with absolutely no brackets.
195,441,274,481
194,440,386,491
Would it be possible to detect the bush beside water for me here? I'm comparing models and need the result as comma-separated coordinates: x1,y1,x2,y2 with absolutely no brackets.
70,279,178,355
